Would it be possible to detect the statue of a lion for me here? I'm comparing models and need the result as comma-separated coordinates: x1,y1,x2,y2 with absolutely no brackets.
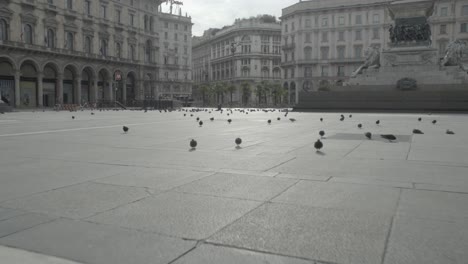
441,39,466,67
351,46,381,78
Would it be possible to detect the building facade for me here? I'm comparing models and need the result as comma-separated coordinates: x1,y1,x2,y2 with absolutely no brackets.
192,15,283,106
0,0,192,108
158,12,192,101
281,0,468,104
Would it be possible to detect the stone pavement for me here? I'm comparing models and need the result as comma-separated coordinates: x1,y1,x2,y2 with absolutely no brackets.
0,109,467,264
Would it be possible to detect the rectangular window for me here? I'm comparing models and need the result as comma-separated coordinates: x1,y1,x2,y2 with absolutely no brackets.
100,5,107,19
184,25,188,31
462,5,468,16
373,14,380,24
354,45,362,58
320,47,329,60
337,46,345,59
355,30,362,40
305,19,311,28
304,67,312,78
67,0,73,10
372,28,380,39
291,22,295,31
130,14,135,26
439,41,447,54
338,66,345,76
321,66,328,77
440,24,447,34
84,1,91,15
338,16,344,25
284,24,288,33
461,23,468,33
165,22,169,28
321,32,328,42
116,10,121,23
322,17,328,27
164,32,168,39
174,33,178,41
184,35,188,42
305,33,311,43
440,7,448,16
355,14,362,25
175,23,179,30
338,31,345,41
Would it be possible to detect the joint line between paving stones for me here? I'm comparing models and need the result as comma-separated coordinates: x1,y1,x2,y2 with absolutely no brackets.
264,157,297,172
202,241,340,264
380,187,402,264
167,244,198,264
343,140,365,158
0,217,58,240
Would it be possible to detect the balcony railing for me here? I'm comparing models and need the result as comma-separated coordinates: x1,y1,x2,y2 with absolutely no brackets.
282,43,296,50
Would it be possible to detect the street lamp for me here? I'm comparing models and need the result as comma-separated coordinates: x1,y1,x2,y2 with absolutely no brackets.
229,41,240,106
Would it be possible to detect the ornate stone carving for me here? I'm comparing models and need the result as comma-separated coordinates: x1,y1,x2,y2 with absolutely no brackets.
351,46,380,78
389,22,431,44
397,78,417,90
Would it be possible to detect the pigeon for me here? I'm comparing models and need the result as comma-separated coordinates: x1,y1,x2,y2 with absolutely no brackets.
190,139,197,149
358,124,362,129
446,129,455,135
277,117,281,121
235,137,242,146
413,129,424,134
210,117,214,121
123,126,129,133
365,132,372,140
314,139,323,151
320,118,323,122
340,116,344,121
432,120,437,125
319,130,325,138
268,119,271,125
376,120,380,125
199,121,203,127
418,117,422,122
349,115,352,118
184,114,186,116
190,114,193,117
228,119,232,124
91,112,95,115
72,116,75,120
381,134,396,141
289,118,296,122
196,117,200,121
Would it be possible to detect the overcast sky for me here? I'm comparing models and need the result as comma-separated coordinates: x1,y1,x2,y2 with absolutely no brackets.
161,0,300,36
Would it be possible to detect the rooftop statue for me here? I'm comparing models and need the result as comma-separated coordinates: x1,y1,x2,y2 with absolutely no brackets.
351,46,381,78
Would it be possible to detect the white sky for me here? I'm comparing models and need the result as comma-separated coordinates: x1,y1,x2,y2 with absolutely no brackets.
160,0,300,36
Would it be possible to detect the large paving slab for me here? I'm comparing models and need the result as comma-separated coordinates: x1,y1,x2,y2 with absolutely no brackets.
0,245,83,264
0,212,55,238
173,172,298,201
273,181,400,214
1,182,150,219
87,191,261,239
0,218,195,264
208,203,392,264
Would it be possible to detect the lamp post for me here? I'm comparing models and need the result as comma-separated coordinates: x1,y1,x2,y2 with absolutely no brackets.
229,41,240,107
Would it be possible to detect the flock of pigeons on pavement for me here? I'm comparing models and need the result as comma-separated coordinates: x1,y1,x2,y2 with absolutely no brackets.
0,107,456,154
111,107,458,154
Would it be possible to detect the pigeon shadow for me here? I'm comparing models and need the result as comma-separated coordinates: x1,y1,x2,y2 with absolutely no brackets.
316,150,326,156
189,148,196,152
235,146,242,150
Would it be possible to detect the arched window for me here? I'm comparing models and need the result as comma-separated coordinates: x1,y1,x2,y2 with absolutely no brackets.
84,36,92,53
100,39,108,56
241,67,250,77
46,28,55,48
144,15,148,31
116,42,121,58
23,24,33,44
145,40,152,62
273,68,281,79
0,19,7,41
150,17,154,32
261,67,269,79
65,32,73,50
67,0,73,9
304,46,312,60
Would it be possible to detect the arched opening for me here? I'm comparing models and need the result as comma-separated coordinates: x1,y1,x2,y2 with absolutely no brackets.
23,24,33,44
97,69,110,101
63,66,77,104
126,72,136,103
241,66,250,77
290,82,296,104
84,36,92,53
273,68,281,79
65,32,74,50
261,67,269,79
20,61,38,107
81,67,94,105
113,70,124,102
144,15,148,31
150,16,154,32
100,39,108,56
145,40,152,62
115,43,121,58
0,57,15,106
42,63,58,107
303,81,312,92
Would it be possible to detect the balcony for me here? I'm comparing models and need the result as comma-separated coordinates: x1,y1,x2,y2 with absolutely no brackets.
21,0,35,8
82,14,94,23
282,43,296,50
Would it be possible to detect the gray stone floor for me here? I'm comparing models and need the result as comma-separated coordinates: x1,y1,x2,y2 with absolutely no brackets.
0,109,468,264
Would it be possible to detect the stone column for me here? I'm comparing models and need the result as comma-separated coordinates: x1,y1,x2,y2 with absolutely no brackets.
75,74,82,105
37,71,44,107
121,76,127,104
57,73,64,104
14,70,20,107
138,79,144,100
90,79,98,105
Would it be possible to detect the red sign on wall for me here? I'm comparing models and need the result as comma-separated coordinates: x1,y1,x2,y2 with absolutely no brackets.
115,71,122,81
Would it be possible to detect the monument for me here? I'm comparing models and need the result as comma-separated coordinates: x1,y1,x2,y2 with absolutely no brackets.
295,0,468,111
